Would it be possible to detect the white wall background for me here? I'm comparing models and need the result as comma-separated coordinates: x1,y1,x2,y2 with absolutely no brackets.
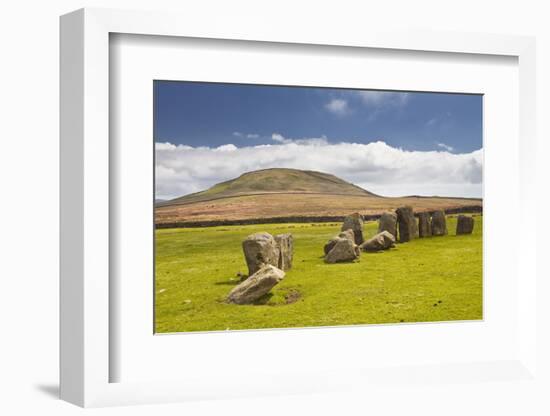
1,1,548,415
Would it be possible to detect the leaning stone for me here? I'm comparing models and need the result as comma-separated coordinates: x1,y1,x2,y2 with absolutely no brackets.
396,206,418,243
242,232,280,276
431,210,448,236
227,265,285,304
418,212,432,238
378,212,398,240
274,233,293,271
456,215,474,235
325,238,360,263
323,229,355,255
341,213,364,245
361,231,396,252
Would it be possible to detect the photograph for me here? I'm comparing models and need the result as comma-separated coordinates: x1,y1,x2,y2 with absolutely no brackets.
154,81,483,333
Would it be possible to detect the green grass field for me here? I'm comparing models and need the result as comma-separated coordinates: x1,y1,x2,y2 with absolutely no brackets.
155,215,482,333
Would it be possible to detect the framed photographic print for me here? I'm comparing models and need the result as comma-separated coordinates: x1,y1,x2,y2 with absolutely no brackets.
153,81,483,333
60,8,539,408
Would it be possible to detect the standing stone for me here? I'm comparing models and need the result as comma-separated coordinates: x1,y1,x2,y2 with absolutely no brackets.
395,206,418,243
360,231,396,252
456,215,475,235
431,210,448,236
242,232,279,276
418,212,432,238
341,213,364,245
378,212,398,240
227,265,285,304
325,238,360,263
274,233,293,271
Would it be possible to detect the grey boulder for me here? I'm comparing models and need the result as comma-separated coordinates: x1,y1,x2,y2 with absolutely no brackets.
456,215,475,235
396,206,418,243
227,265,285,304
323,229,355,255
341,213,364,245
325,238,360,263
339,229,355,242
431,210,448,236
274,233,293,271
242,232,280,276
418,212,432,238
323,238,338,256
378,212,398,240
361,231,396,252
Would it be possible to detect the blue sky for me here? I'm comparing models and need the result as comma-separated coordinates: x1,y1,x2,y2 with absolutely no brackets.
154,81,483,200
154,81,482,153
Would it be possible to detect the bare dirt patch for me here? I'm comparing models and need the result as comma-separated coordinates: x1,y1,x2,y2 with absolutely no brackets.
284,289,302,305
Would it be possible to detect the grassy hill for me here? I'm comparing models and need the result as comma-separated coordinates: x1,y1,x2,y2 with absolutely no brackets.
159,168,378,206
156,168,482,226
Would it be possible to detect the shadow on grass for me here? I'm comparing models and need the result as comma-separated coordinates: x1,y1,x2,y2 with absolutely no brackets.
253,289,302,306
252,293,274,305
214,280,241,286
363,250,391,254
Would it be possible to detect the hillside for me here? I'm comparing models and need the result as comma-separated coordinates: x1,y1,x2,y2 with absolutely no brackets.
158,168,377,207
155,168,482,226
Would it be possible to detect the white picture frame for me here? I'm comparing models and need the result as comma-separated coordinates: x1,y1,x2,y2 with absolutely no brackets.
60,7,538,408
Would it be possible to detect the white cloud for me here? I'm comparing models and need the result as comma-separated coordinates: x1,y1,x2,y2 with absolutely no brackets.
233,132,260,139
155,141,178,151
325,98,350,116
323,91,410,120
357,91,410,108
271,133,288,143
155,138,482,200
214,144,238,152
271,133,328,146
436,142,454,152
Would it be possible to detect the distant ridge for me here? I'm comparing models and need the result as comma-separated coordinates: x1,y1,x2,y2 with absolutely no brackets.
159,168,378,207
155,168,483,227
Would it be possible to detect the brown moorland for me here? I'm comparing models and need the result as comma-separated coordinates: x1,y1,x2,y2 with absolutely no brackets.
155,168,482,226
